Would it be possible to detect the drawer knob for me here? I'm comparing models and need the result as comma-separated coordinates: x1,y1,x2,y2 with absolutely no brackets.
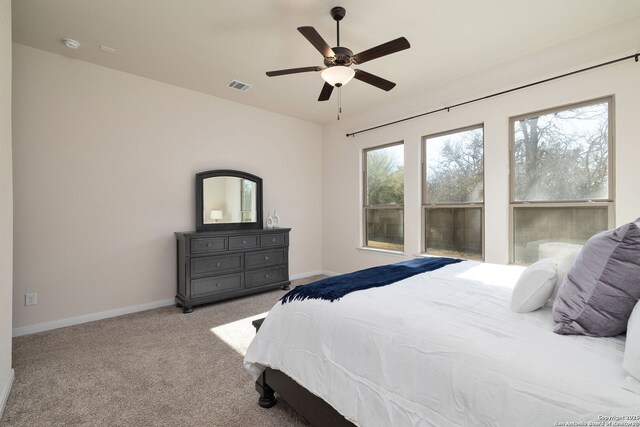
242,240,247,244
216,262,221,267
264,256,269,261
206,243,212,247
216,282,220,287
271,237,276,242
265,274,269,278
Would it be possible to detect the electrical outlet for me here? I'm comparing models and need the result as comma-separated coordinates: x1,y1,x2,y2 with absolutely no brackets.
25,293,37,306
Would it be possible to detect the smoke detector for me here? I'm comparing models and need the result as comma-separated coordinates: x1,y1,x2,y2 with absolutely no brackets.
62,38,80,50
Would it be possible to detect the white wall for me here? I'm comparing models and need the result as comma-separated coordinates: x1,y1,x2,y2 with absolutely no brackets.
0,0,13,414
12,44,323,331
322,32,640,274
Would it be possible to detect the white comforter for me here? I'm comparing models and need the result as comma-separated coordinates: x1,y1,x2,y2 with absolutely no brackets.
244,261,640,426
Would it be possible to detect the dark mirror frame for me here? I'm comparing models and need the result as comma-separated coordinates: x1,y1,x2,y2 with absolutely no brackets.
195,169,263,232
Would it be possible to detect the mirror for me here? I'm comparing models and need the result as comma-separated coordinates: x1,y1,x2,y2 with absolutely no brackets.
203,177,256,224
195,170,263,231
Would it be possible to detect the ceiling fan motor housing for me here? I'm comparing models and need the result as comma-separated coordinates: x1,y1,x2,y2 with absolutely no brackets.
324,46,353,67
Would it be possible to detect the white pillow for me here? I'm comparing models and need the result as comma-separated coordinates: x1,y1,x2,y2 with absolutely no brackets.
623,302,640,380
545,249,580,307
511,258,557,313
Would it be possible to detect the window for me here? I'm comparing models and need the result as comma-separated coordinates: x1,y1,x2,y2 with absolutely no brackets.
363,142,404,251
422,125,484,259
240,179,255,222
510,97,614,264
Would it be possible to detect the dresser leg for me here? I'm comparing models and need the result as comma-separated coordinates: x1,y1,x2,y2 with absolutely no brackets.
183,306,193,314
282,283,290,290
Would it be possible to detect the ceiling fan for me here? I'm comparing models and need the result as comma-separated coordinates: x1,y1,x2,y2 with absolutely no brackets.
266,6,410,102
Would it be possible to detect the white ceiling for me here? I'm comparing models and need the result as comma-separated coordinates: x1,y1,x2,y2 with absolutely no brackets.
11,0,640,124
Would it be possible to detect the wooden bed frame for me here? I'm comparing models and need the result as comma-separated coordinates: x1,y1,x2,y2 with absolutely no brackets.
251,319,353,425
255,367,356,427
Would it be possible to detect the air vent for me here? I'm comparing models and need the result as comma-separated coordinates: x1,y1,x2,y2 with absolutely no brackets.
100,45,117,54
227,80,252,91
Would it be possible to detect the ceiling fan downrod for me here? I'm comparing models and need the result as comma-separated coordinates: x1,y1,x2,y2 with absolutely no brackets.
331,6,346,47
331,7,346,120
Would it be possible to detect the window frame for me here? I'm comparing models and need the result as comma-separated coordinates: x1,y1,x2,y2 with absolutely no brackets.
421,124,485,260
362,140,405,252
508,96,616,264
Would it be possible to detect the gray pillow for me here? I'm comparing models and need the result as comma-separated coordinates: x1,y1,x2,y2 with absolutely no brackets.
552,218,640,337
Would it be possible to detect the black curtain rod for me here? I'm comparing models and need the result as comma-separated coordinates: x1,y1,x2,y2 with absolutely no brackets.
346,52,639,138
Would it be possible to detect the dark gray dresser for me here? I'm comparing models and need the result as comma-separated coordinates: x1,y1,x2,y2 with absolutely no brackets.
174,228,291,313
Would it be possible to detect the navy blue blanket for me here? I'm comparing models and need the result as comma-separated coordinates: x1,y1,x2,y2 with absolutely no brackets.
281,257,463,304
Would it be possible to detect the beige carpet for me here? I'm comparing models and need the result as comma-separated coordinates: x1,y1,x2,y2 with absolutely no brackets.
1,277,325,427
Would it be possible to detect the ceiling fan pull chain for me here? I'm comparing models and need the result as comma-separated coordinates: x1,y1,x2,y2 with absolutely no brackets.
337,87,342,120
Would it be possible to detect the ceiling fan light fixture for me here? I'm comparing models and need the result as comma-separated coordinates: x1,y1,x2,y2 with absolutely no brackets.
321,66,355,87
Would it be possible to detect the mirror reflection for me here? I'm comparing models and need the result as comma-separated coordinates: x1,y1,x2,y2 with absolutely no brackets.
202,177,257,224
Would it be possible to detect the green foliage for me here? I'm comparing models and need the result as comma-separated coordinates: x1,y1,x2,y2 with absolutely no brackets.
366,149,404,206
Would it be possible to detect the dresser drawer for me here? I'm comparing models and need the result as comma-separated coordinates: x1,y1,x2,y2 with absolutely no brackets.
191,273,243,298
191,237,227,254
245,249,286,269
229,235,259,250
245,266,287,289
190,253,243,276
260,233,288,247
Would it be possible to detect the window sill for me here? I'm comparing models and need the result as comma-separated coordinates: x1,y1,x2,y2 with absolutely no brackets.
416,252,484,262
357,247,406,257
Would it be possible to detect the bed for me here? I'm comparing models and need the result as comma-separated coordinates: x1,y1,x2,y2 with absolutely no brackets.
244,259,640,426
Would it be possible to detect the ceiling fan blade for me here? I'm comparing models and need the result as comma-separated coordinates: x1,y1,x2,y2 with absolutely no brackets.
318,82,334,101
352,37,410,65
266,66,324,77
353,69,396,91
298,26,336,58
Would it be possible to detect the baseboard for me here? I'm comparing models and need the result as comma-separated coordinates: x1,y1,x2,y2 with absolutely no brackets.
290,270,323,280
12,271,341,337
12,298,175,337
290,270,338,280
321,270,339,277
0,368,14,418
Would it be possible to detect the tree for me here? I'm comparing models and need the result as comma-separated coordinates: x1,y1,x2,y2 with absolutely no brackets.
514,103,609,201
365,148,404,249
425,129,483,203
366,149,404,206
424,102,609,204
